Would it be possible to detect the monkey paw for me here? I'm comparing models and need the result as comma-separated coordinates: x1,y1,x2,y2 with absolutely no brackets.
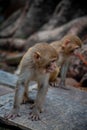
58,82,70,90
29,108,40,121
4,109,20,120
50,81,70,90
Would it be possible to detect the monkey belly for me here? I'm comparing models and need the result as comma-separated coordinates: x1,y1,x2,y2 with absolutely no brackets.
49,67,60,82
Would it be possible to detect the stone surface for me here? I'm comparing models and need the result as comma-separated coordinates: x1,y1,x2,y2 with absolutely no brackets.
0,70,18,88
0,85,87,130
0,85,13,96
0,70,37,91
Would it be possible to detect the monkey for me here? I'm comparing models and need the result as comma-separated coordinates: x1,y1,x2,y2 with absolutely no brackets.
5,43,58,121
49,34,83,89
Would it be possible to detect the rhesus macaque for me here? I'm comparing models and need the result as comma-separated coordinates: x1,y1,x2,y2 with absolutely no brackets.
5,43,58,121
49,34,83,89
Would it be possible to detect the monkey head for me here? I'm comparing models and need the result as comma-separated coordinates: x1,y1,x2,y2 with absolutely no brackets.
33,43,58,73
61,34,82,55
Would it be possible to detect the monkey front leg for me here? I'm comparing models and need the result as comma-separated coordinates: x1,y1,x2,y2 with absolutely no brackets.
59,59,70,90
29,83,48,121
5,81,25,120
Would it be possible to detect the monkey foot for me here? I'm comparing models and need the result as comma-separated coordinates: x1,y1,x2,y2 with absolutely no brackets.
59,86,70,90
29,108,40,121
4,109,21,120
58,83,70,90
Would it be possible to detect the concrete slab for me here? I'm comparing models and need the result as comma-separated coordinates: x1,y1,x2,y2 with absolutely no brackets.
0,85,87,130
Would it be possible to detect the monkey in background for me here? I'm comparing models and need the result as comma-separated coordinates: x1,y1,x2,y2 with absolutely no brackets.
49,34,83,89
5,43,58,121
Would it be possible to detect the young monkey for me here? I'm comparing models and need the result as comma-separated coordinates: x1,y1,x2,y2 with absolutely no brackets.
5,43,58,121
49,34,82,89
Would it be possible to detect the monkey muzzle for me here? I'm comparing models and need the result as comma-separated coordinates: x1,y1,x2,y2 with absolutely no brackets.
72,45,81,56
46,61,57,73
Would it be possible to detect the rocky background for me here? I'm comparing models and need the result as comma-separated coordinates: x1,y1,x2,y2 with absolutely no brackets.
0,0,87,88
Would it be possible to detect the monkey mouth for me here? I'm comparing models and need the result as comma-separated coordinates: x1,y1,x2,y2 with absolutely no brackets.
73,47,80,54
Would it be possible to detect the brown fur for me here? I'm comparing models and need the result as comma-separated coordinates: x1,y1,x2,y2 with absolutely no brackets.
49,34,82,89
5,43,58,121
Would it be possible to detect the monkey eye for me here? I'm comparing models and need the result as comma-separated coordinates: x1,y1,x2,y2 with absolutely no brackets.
51,58,57,63
45,63,51,68
45,59,57,68
75,47,80,51
45,63,50,68
70,50,74,53
74,46,80,52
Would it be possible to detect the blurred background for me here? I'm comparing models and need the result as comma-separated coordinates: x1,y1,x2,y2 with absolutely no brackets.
0,0,87,88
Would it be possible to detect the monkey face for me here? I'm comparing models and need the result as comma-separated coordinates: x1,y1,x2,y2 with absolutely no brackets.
33,43,58,73
61,34,82,55
63,42,80,55
35,56,58,73
69,44,79,53
45,59,57,73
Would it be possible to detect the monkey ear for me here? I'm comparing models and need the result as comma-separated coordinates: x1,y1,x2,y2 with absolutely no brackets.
34,51,41,60
62,39,70,49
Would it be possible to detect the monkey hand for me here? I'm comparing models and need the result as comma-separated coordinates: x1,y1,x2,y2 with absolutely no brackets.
49,78,60,88
29,107,40,121
50,81,59,87
4,108,20,120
